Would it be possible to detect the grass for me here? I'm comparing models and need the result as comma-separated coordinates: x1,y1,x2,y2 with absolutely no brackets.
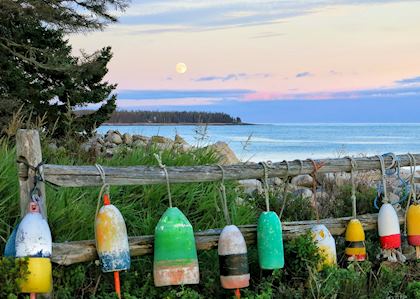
0,136,419,298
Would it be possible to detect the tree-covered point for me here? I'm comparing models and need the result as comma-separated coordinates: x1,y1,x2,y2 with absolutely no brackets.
104,110,243,124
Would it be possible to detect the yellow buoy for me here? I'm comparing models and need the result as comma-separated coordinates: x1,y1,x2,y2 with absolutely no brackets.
19,258,52,294
345,219,366,261
311,224,337,270
407,204,420,259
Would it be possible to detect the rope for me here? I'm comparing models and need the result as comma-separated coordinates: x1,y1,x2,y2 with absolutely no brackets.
279,160,290,219
260,161,271,212
308,159,321,222
216,164,231,225
95,164,110,218
377,155,389,204
154,154,173,208
407,153,417,204
347,157,357,218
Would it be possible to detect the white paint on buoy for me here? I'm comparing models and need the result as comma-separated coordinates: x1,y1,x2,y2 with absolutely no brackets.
311,224,337,267
218,225,247,255
15,213,52,258
378,203,400,236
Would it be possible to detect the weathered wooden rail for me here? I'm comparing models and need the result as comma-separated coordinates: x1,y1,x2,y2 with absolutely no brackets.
15,130,419,265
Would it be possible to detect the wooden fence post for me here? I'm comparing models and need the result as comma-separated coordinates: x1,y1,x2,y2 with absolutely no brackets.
16,129,47,218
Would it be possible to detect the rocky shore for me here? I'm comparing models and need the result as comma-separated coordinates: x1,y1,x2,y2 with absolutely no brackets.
79,130,415,212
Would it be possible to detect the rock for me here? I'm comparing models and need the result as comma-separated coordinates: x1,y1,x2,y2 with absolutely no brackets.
150,135,172,144
207,141,239,165
106,132,123,145
315,191,329,202
239,179,263,195
266,177,282,186
96,136,105,145
104,148,114,157
174,134,187,145
291,174,313,188
174,143,191,153
133,135,150,143
292,188,313,199
132,139,147,147
388,192,400,204
104,142,117,148
122,133,133,145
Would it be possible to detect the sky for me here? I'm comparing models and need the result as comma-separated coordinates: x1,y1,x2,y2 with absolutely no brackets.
70,0,420,123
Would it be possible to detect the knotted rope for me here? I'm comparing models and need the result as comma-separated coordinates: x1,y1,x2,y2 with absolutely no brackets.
347,157,358,218
377,154,389,204
260,161,272,212
404,153,417,237
217,164,231,225
279,160,290,219
154,154,173,208
308,159,321,222
95,164,110,218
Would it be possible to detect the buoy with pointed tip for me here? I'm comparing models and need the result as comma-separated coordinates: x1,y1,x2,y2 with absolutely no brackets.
257,211,284,269
218,225,250,290
153,207,199,287
15,202,52,295
95,193,130,299
378,203,401,249
311,224,337,270
345,219,366,261
407,204,420,259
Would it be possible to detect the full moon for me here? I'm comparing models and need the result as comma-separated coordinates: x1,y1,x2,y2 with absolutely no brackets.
176,62,187,74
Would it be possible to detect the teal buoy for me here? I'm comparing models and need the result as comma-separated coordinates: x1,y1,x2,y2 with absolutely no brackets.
154,207,199,287
257,211,284,269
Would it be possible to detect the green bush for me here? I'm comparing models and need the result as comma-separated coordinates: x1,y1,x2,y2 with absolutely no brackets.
0,257,29,299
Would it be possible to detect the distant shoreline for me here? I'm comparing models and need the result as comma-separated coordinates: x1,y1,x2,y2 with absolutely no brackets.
102,122,255,126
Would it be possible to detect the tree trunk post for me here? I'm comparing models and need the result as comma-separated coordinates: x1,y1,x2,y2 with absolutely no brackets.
16,129,47,218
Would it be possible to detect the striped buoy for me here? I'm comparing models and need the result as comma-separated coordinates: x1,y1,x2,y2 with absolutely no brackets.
257,211,284,269
218,225,250,289
15,202,52,295
407,204,420,258
153,207,199,286
378,203,401,249
345,219,366,261
311,224,337,270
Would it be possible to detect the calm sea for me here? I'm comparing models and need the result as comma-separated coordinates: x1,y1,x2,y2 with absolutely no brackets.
98,123,420,162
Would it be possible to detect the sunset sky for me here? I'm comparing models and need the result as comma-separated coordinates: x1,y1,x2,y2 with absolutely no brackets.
70,0,420,122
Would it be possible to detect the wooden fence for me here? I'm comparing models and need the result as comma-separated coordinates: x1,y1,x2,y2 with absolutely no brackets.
15,130,419,266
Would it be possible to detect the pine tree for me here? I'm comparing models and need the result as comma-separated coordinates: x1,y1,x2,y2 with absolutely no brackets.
0,0,128,137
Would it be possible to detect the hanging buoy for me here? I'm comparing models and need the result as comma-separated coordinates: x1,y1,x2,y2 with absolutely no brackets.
378,203,401,249
257,211,284,269
15,202,52,294
4,223,19,257
95,193,130,299
311,224,337,270
154,207,199,287
345,219,366,261
218,225,250,289
407,204,420,258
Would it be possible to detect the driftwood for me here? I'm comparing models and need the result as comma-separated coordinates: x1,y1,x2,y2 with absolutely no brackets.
52,213,402,265
42,154,420,187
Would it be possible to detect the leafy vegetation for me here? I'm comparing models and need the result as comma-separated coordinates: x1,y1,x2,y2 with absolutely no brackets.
0,0,129,138
0,137,418,298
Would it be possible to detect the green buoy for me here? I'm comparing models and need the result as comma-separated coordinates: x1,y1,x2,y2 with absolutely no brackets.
153,207,199,287
257,211,284,269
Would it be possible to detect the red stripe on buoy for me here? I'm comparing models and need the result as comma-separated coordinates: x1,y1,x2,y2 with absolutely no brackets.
408,235,420,246
346,253,366,261
379,234,400,249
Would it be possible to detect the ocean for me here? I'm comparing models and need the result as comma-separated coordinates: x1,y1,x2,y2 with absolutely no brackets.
98,123,420,162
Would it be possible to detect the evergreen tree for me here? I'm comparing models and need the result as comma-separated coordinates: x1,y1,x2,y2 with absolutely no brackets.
0,0,128,137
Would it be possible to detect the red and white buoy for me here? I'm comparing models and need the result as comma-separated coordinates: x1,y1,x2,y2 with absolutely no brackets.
378,203,401,250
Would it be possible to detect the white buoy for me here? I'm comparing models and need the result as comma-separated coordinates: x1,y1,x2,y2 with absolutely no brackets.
378,203,401,249
311,224,337,269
